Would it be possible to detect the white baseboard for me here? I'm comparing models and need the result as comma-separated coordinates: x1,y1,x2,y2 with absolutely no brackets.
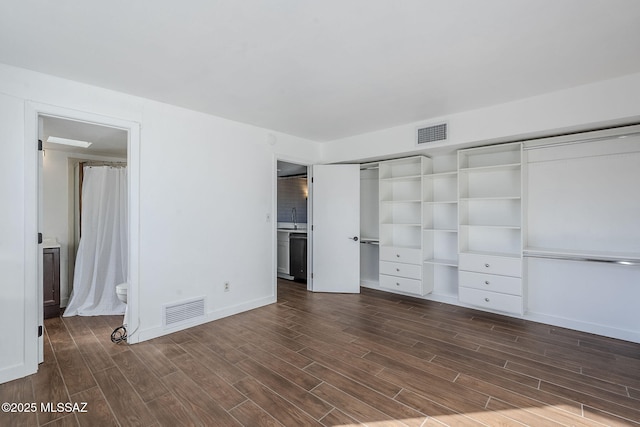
361,282,639,344
523,311,640,344
134,295,276,343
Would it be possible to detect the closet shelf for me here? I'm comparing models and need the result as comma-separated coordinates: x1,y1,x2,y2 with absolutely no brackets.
460,224,521,230
380,174,422,182
423,171,458,178
458,163,521,173
459,196,521,202
423,200,457,205
424,258,458,267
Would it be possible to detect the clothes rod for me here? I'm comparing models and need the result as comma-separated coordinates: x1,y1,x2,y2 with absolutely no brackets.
84,162,127,167
360,240,379,245
523,131,640,151
523,252,640,266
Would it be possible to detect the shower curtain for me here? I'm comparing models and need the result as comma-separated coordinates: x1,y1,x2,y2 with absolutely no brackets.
64,166,128,317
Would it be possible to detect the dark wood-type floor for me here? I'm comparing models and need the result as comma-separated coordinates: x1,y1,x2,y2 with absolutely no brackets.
2,279,640,426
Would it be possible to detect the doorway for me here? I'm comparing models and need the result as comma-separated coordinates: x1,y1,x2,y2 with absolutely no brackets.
276,160,310,288
41,116,128,322
25,102,141,369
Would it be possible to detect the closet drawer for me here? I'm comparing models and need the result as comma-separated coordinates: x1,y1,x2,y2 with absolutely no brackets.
380,261,422,280
459,271,522,296
380,274,422,295
459,253,521,277
380,246,421,264
459,287,523,314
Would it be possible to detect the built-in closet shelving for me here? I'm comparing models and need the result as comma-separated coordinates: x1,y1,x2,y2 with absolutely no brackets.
422,154,458,296
378,156,431,295
457,142,523,314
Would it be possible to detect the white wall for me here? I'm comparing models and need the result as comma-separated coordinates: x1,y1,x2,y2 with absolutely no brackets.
0,63,321,383
42,150,127,308
321,72,640,163
0,91,30,383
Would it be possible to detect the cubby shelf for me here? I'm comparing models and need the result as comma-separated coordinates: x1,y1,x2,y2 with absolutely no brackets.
422,154,459,297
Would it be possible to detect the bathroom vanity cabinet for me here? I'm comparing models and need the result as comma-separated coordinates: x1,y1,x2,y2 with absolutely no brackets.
43,247,61,319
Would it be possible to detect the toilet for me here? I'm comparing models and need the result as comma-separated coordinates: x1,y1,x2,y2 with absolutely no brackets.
115,282,129,328
115,282,128,304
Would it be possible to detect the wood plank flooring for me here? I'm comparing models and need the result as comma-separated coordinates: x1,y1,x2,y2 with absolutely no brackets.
2,279,640,426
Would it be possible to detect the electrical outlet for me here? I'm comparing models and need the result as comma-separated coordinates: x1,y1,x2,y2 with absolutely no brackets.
224,281,230,292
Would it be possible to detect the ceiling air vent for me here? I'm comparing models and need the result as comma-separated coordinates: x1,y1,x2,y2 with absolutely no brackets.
416,122,448,145
163,297,205,329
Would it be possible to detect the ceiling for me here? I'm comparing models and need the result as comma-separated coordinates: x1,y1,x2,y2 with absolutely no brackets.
42,117,128,157
2,1,640,142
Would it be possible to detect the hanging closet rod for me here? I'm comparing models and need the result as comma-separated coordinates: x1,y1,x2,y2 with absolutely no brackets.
523,131,640,151
83,161,127,167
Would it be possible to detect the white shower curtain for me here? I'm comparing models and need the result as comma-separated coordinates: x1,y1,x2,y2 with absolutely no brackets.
64,166,128,317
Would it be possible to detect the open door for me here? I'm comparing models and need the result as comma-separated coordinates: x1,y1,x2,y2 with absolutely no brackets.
311,164,360,293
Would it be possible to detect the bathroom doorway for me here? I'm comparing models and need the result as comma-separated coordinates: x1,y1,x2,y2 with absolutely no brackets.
41,116,128,321
26,102,141,366
276,160,310,288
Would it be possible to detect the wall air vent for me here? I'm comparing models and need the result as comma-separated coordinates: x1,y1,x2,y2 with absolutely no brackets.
416,122,448,145
163,297,205,328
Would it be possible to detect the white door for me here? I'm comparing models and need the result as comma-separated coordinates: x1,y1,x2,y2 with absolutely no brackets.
311,164,360,293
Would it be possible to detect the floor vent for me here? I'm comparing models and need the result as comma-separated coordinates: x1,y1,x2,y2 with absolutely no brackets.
416,122,448,145
163,297,205,328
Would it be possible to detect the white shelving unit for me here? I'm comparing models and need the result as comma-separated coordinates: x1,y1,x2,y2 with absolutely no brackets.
422,154,458,297
457,143,523,314
379,156,431,295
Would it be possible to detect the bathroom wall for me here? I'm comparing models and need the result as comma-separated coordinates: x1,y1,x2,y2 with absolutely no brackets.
42,149,126,308
277,177,308,223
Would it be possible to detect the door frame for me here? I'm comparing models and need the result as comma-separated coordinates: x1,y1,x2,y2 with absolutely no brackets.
24,102,141,371
273,155,313,292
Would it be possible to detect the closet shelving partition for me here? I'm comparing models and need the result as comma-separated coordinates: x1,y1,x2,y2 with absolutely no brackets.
457,142,524,314
378,156,431,295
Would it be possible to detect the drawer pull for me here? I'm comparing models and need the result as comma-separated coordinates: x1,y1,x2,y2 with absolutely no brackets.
484,263,490,268
484,297,490,302
396,254,400,258
396,282,400,286
396,268,400,272
484,280,490,285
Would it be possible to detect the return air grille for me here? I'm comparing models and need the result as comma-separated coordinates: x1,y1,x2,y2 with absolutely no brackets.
416,122,448,145
163,297,205,328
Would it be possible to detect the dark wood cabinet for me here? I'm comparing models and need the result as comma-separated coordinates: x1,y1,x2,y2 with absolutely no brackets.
43,247,60,319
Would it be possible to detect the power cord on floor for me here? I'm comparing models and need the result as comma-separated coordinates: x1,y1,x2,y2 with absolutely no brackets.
110,326,127,344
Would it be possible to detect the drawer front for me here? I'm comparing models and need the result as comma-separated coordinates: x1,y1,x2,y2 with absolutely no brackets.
380,261,422,280
459,271,522,296
380,246,421,264
459,287,523,314
458,253,521,277
380,274,422,295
